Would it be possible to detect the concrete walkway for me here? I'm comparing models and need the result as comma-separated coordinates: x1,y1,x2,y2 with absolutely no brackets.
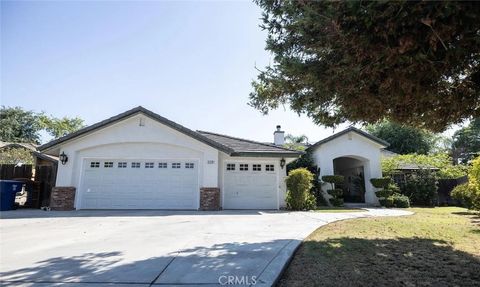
0,208,412,287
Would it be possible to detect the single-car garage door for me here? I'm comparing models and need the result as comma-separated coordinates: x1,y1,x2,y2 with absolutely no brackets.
223,162,278,209
79,159,198,209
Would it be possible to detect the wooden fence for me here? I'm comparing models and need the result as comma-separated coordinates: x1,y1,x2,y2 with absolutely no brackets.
0,164,56,208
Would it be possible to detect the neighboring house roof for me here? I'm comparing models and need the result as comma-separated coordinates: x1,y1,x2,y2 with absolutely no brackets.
38,106,302,158
395,163,440,171
307,127,389,151
32,151,59,163
198,131,302,157
0,142,38,151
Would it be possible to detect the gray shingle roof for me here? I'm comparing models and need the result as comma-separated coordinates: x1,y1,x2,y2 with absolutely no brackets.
197,131,302,157
38,106,301,158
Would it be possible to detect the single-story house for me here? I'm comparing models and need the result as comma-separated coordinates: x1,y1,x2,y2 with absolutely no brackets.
38,106,388,210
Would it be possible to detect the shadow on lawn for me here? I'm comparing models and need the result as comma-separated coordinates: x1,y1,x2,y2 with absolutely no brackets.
0,240,290,286
279,237,480,287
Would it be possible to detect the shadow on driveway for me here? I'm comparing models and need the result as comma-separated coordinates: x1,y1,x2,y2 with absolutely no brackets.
1,239,295,286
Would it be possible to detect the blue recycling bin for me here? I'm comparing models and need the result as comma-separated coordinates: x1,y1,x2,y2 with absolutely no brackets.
0,180,22,211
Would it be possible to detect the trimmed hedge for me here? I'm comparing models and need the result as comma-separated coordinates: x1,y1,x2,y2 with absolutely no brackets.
322,175,345,185
327,188,343,198
370,177,392,188
285,168,316,210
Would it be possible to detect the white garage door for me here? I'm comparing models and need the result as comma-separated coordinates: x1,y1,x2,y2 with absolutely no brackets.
79,159,198,209
223,162,278,209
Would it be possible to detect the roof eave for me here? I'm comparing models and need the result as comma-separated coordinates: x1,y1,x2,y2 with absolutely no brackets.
230,151,303,158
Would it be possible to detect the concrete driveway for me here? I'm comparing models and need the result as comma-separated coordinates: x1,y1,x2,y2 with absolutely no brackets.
0,209,412,287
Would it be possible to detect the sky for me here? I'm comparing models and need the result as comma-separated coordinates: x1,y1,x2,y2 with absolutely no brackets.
0,1,459,144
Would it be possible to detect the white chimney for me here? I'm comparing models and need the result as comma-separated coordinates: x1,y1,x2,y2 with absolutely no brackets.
274,125,285,146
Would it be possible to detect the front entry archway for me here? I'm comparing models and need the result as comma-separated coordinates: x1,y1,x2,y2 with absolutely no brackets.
333,156,368,203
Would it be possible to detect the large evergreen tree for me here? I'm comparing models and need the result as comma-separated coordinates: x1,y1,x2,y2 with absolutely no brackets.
250,1,480,132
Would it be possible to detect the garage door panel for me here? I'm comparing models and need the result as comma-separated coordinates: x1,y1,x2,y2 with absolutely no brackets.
224,163,277,209
80,159,198,209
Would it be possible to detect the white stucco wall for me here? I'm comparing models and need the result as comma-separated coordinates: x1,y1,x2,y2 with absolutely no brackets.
310,132,384,205
53,113,220,208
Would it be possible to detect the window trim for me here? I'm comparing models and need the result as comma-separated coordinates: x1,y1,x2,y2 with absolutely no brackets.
252,164,262,171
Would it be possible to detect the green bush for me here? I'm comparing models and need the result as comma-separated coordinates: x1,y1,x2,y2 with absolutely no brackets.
327,188,343,198
382,153,468,179
370,177,391,188
285,168,316,210
322,175,345,207
389,193,411,208
329,198,344,207
322,175,345,185
287,151,327,206
451,157,480,211
403,170,438,206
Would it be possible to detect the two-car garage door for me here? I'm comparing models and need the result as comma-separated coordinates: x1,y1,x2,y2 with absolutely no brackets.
79,159,198,209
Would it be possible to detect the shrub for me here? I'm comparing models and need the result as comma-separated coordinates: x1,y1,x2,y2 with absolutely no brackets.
370,177,391,188
322,175,345,207
329,198,344,207
322,175,345,186
285,168,316,210
389,193,410,208
327,188,343,198
403,170,438,206
375,183,399,198
451,157,480,211
287,151,326,206
382,153,468,179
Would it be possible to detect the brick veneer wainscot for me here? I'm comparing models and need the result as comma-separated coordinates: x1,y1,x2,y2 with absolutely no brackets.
50,186,76,211
200,187,221,211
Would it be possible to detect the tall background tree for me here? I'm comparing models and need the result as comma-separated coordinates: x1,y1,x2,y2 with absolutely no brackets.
250,1,480,132
284,134,309,151
365,120,436,154
0,107,42,143
452,118,480,163
0,106,85,144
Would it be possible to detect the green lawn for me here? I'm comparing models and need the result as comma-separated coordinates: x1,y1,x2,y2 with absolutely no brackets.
313,207,365,213
278,207,480,287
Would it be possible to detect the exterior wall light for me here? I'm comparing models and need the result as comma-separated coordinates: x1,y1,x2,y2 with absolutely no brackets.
280,158,286,169
59,152,68,165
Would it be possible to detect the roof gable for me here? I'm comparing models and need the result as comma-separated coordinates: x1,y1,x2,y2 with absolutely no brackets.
38,106,234,154
307,127,389,151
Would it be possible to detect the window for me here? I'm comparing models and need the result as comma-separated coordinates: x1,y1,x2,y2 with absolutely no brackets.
253,164,262,171
90,162,100,168
239,164,249,171
266,164,274,171
145,162,154,168
118,162,127,168
131,162,141,168
185,163,194,169
158,162,167,168
104,162,113,168
226,163,235,171
172,163,181,169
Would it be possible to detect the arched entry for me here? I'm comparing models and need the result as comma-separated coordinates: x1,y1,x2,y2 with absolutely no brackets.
333,156,369,203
